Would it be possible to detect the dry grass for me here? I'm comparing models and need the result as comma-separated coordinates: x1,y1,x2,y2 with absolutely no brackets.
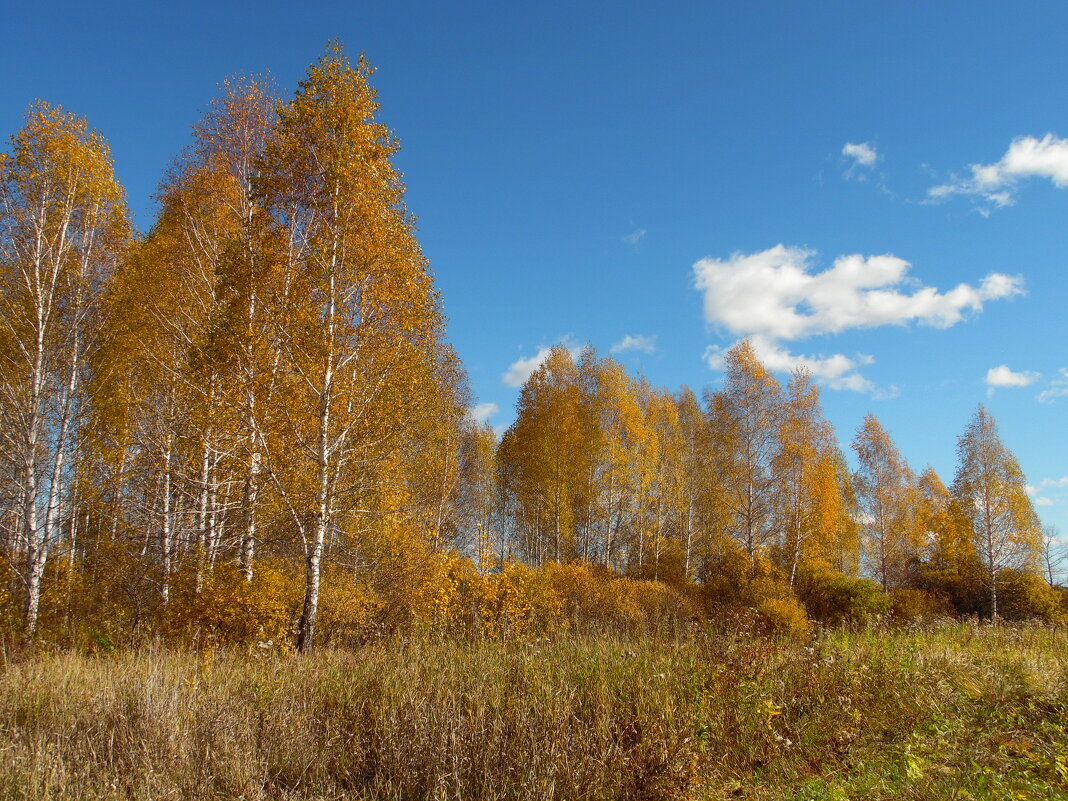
0,623,1065,800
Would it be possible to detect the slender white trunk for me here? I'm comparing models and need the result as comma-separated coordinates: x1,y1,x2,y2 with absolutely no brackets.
241,446,260,581
194,430,211,592
788,467,804,588
110,445,130,541
434,441,451,550
297,258,337,653
684,498,694,581
160,433,174,605
23,295,48,636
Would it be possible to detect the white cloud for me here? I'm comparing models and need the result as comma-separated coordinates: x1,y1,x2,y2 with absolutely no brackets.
1037,368,1068,403
929,134,1068,208
503,348,553,388
611,334,657,355
468,402,499,424
623,227,647,246
843,141,878,168
1034,477,1068,509
502,341,583,388
985,365,1040,394
693,246,1021,341
692,245,1022,394
1026,484,1039,497
704,336,875,393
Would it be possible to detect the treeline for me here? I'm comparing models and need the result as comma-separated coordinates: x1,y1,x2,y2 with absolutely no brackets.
483,342,1061,629
0,46,1061,652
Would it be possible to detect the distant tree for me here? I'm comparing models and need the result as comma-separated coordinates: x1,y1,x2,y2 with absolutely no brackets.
952,405,1041,619
457,421,501,573
1040,526,1064,588
852,414,921,590
499,346,588,564
774,369,853,586
565,351,645,570
642,386,684,582
707,340,782,577
916,466,977,575
674,387,706,580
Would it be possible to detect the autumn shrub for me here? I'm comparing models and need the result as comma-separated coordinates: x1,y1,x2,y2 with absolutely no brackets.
543,561,620,625
0,555,22,651
650,536,689,587
415,551,498,638
796,567,889,626
316,564,387,646
616,577,697,632
163,559,297,647
695,539,754,605
32,540,155,651
0,555,14,618
479,561,564,638
913,565,986,617
350,522,454,634
695,568,802,636
755,595,812,638
889,587,956,625
996,568,1063,621
625,538,690,587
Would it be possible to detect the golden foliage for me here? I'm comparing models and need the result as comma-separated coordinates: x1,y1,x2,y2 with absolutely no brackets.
756,597,812,639
163,560,297,648
0,47,1055,654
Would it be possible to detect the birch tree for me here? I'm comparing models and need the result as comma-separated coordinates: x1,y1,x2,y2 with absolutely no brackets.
0,102,129,635
952,405,1041,619
774,369,851,585
181,76,279,581
852,414,921,590
707,340,783,576
257,45,445,652
674,387,706,580
1040,526,1064,588
499,346,587,564
458,420,501,573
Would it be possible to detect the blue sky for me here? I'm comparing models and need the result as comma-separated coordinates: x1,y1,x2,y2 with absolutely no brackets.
4,1,1066,540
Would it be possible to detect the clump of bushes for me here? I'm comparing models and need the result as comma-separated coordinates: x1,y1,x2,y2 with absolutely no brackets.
996,569,1063,621
756,596,812,638
888,587,955,625
164,559,299,647
796,568,889,627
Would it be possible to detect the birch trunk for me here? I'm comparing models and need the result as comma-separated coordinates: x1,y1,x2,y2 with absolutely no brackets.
296,269,336,653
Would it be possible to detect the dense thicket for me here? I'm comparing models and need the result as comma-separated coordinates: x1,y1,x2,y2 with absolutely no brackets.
0,47,1060,651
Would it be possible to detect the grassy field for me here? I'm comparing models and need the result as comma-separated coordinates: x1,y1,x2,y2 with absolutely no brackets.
0,624,1065,800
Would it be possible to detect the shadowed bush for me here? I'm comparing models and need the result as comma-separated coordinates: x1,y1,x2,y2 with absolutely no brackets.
796,567,890,627
889,587,956,625
997,569,1063,621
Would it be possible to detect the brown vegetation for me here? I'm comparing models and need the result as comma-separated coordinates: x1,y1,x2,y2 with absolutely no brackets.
1,624,1066,800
